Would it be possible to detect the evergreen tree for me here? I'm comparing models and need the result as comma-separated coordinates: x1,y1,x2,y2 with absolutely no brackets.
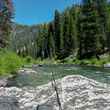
62,10,71,57
0,0,13,48
47,22,55,58
96,0,108,52
69,6,79,50
54,10,62,56
107,3,110,53
77,0,100,59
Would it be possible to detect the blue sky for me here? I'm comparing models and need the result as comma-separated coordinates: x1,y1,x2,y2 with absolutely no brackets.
13,0,78,25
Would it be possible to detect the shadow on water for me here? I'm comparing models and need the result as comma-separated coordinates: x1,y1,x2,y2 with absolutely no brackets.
7,64,110,87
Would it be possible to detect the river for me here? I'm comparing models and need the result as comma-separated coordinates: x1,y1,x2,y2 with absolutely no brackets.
7,64,110,87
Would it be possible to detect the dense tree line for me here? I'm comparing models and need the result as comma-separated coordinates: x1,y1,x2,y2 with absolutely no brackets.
10,0,110,60
77,0,108,59
0,0,13,48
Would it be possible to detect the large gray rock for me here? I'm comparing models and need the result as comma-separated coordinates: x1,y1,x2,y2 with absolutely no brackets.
0,78,8,87
0,75,110,110
0,96,19,110
0,75,14,87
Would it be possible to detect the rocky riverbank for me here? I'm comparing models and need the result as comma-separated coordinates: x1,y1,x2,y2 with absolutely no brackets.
0,75,110,110
0,68,37,87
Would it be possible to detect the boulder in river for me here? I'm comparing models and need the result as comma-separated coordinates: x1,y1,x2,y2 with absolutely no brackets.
104,63,110,68
0,75,110,110
18,68,37,75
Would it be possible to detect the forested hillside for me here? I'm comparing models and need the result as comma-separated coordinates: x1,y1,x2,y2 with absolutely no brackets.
0,0,110,67
9,0,110,62
9,6,79,60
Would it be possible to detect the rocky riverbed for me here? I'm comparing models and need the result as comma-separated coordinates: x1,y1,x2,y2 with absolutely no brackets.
0,75,110,110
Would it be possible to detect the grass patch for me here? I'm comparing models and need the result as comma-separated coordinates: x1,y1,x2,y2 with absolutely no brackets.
63,54,110,66
0,49,58,76
35,58,57,64
0,49,35,76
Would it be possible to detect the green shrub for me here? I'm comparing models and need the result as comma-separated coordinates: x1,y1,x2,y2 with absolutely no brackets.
0,49,35,76
72,59,80,64
25,56,32,63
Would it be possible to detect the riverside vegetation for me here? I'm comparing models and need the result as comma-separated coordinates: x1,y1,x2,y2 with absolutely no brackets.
1,0,110,75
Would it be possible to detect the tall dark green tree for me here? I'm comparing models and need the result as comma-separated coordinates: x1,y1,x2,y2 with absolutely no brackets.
69,6,79,50
54,10,62,56
96,0,108,51
77,0,102,59
36,24,48,59
107,3,110,53
62,10,71,57
47,22,55,58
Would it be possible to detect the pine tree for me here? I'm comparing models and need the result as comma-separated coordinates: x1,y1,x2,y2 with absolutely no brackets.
107,3,110,53
54,10,62,56
77,0,99,59
0,0,13,48
69,6,79,51
47,22,55,58
96,0,108,52
63,10,71,56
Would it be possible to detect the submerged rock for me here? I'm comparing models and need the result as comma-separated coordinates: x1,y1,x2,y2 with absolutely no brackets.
0,75,110,110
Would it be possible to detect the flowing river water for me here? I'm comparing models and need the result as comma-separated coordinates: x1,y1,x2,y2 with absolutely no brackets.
7,64,110,87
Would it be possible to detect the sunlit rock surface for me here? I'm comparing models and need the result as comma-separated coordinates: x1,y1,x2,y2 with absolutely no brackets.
0,75,110,110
